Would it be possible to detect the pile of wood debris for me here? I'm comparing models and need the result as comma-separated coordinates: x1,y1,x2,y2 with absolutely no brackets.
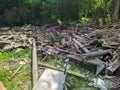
35,23,120,90
0,22,120,90
35,24,120,75
0,30,33,52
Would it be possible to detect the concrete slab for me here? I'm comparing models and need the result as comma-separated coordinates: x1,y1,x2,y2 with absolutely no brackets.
33,68,66,90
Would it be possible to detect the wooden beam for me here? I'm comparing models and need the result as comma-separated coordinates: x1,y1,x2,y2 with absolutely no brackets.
32,38,38,87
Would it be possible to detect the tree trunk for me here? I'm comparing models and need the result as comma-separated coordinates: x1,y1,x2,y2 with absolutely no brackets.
112,0,120,21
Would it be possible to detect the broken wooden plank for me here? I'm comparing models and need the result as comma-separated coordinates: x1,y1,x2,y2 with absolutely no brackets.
38,62,86,78
11,65,23,79
67,54,83,62
107,58,120,72
73,39,105,64
33,68,66,90
72,39,107,75
84,50,112,59
107,51,120,72
55,47,80,55
32,38,38,87
67,54,104,65
73,39,90,53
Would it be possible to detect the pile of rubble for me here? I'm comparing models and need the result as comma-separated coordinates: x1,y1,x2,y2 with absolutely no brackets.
0,30,33,52
0,23,120,90
35,24,120,90
36,26,120,75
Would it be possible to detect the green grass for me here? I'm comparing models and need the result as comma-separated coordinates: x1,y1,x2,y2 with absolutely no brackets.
0,48,32,90
65,75,89,89
0,63,32,90
70,64,95,74
40,56,65,67
0,48,31,62
64,74,99,90
65,64,99,90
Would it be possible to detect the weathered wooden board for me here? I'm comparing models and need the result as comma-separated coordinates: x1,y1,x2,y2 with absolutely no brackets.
32,38,38,87
33,68,66,90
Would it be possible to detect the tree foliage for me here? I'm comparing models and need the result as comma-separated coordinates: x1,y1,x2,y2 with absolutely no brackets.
0,0,119,26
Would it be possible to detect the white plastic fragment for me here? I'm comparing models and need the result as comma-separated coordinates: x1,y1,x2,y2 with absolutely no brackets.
94,78,108,90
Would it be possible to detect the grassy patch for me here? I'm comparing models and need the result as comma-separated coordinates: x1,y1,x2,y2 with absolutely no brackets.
0,63,32,90
65,75,89,89
0,48,31,62
0,48,32,90
64,74,99,90
70,64,95,74
41,56,65,67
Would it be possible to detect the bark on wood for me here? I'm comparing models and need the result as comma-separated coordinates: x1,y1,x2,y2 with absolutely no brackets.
38,62,86,78
32,38,38,87
112,0,120,21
